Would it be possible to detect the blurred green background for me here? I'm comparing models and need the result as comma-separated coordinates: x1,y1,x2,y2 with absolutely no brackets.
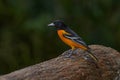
0,0,120,75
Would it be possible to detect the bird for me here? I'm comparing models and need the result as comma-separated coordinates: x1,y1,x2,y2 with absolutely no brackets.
48,20,98,62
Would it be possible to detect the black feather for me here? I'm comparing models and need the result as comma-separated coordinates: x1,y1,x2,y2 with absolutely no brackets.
64,27,89,49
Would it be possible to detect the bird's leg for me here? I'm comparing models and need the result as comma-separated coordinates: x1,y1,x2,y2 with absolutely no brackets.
67,49,74,57
72,48,78,54
65,46,75,58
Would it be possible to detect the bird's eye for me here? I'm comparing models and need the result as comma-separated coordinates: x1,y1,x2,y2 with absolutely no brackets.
58,23,62,26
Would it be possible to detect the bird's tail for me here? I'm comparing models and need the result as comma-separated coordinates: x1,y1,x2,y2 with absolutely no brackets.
86,50,98,62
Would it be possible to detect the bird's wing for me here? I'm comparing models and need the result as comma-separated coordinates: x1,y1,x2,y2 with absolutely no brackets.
64,34,88,47
64,27,89,49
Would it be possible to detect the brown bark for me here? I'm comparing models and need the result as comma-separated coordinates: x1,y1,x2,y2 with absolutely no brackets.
0,45,120,80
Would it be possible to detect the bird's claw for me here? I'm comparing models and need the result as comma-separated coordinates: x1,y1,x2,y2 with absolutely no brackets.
64,49,78,58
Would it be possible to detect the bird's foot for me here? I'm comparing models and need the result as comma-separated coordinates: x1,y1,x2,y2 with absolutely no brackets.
64,51,73,58
64,49,78,58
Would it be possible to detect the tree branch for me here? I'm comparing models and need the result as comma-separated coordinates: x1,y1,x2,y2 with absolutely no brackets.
0,45,120,80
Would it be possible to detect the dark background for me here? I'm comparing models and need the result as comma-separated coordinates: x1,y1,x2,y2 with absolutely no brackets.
0,0,120,75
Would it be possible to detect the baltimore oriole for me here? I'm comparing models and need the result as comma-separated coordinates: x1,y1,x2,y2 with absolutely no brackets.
48,20,98,62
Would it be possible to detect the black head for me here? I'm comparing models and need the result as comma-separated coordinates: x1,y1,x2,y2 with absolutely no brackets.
48,20,67,30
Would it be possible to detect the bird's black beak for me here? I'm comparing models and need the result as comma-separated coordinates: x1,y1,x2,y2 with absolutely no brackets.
48,23,55,27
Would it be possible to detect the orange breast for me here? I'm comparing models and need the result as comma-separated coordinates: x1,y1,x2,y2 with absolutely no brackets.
57,30,87,50
57,30,74,47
